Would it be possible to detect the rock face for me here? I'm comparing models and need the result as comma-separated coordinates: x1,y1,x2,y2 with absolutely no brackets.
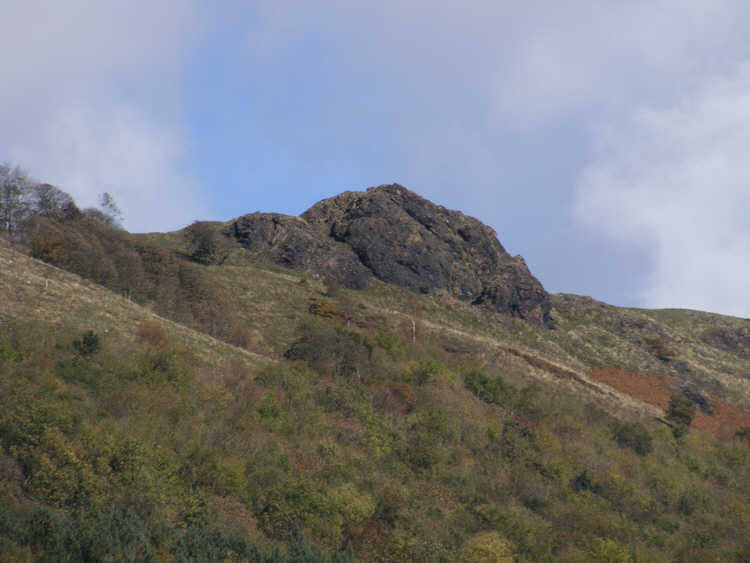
229,184,552,325
229,213,371,290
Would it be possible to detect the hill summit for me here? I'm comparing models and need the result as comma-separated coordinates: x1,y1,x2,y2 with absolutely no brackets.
229,184,552,324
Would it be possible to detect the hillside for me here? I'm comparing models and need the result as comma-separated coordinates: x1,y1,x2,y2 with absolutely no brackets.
2,184,750,561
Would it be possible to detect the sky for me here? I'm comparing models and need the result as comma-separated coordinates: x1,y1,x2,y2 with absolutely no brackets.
2,1,750,316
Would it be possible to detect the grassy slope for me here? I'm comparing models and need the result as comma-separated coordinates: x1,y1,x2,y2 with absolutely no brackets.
146,224,750,412
3,231,750,561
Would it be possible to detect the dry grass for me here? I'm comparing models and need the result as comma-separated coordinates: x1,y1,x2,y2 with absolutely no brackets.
0,239,269,368
590,367,750,440
4,231,750,431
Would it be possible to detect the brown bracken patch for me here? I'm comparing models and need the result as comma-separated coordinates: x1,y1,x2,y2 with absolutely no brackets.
590,367,750,440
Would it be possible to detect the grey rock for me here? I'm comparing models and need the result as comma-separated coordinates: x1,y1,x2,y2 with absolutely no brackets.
229,184,552,325
228,212,371,289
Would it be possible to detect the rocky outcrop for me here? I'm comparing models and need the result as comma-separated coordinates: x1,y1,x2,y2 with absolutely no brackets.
229,184,552,325
228,213,372,289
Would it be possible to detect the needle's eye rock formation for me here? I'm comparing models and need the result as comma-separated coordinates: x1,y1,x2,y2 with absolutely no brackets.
230,184,552,325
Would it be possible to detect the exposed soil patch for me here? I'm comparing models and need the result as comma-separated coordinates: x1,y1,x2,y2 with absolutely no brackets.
590,367,750,440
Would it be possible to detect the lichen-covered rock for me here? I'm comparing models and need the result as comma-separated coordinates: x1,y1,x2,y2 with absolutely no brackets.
229,184,552,325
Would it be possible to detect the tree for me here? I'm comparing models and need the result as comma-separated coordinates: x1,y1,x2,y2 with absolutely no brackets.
667,392,695,436
185,221,221,265
84,192,123,228
99,192,123,226
33,184,74,218
0,165,32,235
612,421,653,455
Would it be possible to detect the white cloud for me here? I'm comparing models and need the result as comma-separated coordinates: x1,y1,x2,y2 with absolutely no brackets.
0,0,205,231
9,106,207,232
574,64,750,316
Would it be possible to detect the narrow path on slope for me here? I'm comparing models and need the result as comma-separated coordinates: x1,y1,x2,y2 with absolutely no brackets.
372,303,665,420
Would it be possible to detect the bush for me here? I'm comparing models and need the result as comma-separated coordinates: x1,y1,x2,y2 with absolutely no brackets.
257,482,332,540
308,300,345,322
72,330,100,356
375,330,406,361
734,426,750,443
285,322,369,380
501,421,538,462
667,392,696,435
408,359,442,386
643,335,674,362
570,470,596,493
612,421,653,456
460,531,515,562
184,221,221,265
463,368,515,405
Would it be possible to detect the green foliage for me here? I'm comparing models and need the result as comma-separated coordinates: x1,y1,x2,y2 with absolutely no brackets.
677,488,709,516
501,421,538,462
0,501,356,562
375,330,406,361
463,368,516,405
612,421,653,456
72,330,100,356
0,344,24,364
643,334,675,362
570,470,600,494
734,426,750,442
185,221,222,265
285,321,370,379
4,234,750,560
667,392,696,435
257,482,331,540
257,394,286,429
408,358,442,386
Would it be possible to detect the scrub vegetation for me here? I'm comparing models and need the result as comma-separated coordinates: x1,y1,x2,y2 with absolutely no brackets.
2,175,750,560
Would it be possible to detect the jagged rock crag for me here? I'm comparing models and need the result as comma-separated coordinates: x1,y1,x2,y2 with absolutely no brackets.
229,184,552,325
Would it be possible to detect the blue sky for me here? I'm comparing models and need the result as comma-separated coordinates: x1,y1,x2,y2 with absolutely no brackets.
3,1,750,315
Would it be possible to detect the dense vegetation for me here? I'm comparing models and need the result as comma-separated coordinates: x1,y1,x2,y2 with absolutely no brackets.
2,170,750,560
2,299,750,560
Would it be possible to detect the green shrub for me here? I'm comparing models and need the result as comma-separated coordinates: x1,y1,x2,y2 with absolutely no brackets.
677,489,709,516
184,221,221,265
570,470,598,494
667,392,696,436
72,330,100,356
0,344,24,364
257,482,332,540
667,392,695,427
734,426,750,443
178,447,223,492
403,430,441,471
408,359,442,386
463,368,515,405
286,322,369,379
612,421,653,456
501,421,537,462
375,330,406,361
257,394,285,428
517,383,543,419
110,438,145,484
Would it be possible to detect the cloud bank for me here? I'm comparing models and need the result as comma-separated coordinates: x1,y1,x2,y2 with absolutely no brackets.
0,0,207,232
575,64,750,317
